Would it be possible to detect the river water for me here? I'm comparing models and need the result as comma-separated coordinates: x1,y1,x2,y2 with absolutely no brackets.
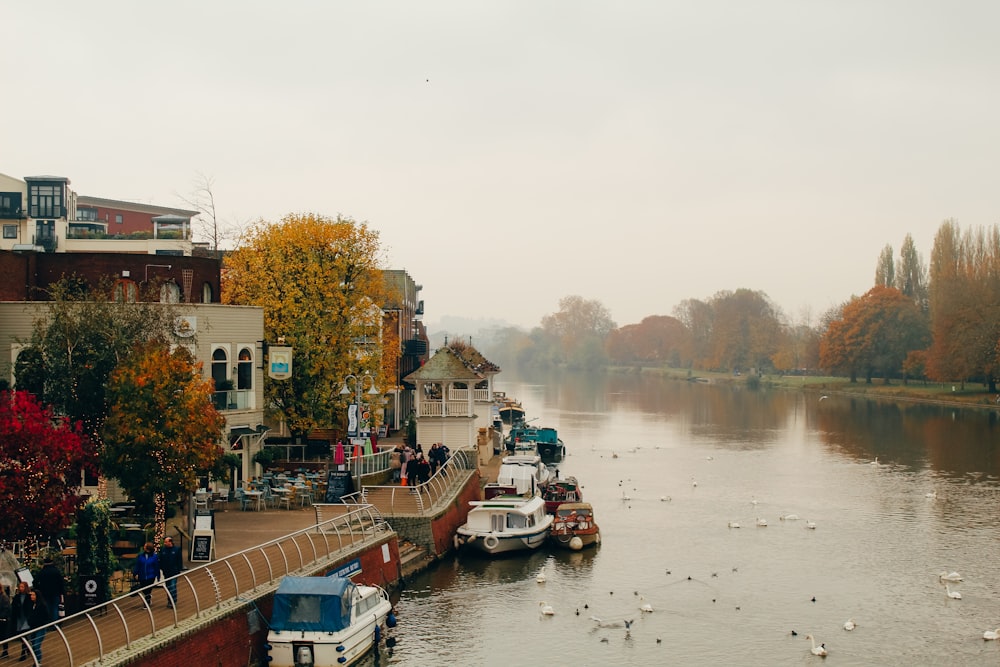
377,370,1000,666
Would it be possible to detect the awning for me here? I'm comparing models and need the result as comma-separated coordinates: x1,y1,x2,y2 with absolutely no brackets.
229,425,269,450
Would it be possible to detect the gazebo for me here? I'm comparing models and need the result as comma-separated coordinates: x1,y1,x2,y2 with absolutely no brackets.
402,347,484,450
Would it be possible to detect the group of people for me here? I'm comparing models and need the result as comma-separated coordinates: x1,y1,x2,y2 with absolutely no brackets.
0,556,65,662
394,442,450,485
132,537,183,608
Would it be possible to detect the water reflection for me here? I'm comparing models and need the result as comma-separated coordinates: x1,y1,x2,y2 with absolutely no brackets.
389,369,1000,666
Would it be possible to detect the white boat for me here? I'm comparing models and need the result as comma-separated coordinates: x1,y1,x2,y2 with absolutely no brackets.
455,494,554,555
484,453,552,498
266,576,394,667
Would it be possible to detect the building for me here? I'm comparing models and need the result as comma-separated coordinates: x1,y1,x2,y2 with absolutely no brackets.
382,269,429,431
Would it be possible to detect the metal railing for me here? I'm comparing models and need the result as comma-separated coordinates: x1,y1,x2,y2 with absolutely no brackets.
3,504,388,667
343,448,478,516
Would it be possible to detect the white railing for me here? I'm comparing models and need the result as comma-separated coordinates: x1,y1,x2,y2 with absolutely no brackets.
417,401,472,417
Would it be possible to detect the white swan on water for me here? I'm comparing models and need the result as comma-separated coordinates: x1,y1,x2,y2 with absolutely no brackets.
538,601,554,615
728,521,741,529
983,628,1000,641
536,571,546,584
805,634,828,656
639,597,654,613
756,517,768,527
843,619,856,631
945,584,961,600
780,514,799,521
805,520,817,529
939,571,963,582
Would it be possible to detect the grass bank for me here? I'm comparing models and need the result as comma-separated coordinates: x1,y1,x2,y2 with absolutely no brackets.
616,366,1000,411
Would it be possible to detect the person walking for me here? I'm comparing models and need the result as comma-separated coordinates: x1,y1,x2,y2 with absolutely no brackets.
132,542,160,606
10,581,31,661
159,536,183,608
34,557,64,622
26,590,48,664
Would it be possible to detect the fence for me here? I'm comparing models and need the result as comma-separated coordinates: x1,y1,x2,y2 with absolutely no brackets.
337,448,479,516
2,504,388,667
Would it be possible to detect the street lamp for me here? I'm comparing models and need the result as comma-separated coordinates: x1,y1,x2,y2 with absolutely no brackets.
340,372,380,496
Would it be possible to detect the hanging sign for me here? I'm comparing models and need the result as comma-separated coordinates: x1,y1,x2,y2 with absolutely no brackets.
347,403,359,437
268,346,293,380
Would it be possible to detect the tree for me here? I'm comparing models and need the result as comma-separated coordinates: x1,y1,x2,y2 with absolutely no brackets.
222,214,387,438
15,278,176,456
896,233,928,309
875,244,895,288
605,315,692,367
673,298,714,369
819,286,930,383
0,390,94,541
705,289,783,373
540,296,616,368
102,343,225,544
177,172,243,258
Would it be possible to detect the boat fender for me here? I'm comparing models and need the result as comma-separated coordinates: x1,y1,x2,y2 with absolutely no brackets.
387,611,398,628
386,636,397,648
484,535,500,550
453,534,461,550
375,625,381,644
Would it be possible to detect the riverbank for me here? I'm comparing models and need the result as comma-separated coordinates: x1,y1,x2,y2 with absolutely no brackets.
615,365,1000,411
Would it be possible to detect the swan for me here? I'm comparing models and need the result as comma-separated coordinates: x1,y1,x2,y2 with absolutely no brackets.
805,634,827,656
805,520,817,529
536,571,546,584
728,521,741,529
756,517,767,527
538,601,554,615
660,495,671,502
622,491,631,501
945,584,961,600
925,491,937,499
938,571,963,582
843,619,856,631
870,457,879,466
639,597,653,613
983,628,1000,641
780,514,800,521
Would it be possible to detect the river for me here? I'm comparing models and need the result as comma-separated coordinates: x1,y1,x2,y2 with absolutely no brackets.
376,370,1000,666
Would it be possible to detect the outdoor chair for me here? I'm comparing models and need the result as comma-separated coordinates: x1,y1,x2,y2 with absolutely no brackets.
278,488,294,510
235,488,251,511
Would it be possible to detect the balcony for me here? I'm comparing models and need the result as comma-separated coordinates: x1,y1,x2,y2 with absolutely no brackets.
212,389,253,411
417,400,473,417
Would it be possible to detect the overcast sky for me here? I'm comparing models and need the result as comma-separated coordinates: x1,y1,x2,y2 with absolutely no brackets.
5,2,999,330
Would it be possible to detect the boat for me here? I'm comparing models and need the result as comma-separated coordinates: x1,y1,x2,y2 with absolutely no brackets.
549,501,601,551
266,575,394,667
483,453,552,499
455,495,554,555
495,392,526,424
504,423,565,459
541,475,582,514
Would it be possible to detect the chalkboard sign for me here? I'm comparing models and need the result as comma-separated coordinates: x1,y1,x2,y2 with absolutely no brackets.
325,470,355,503
81,576,104,609
191,532,214,562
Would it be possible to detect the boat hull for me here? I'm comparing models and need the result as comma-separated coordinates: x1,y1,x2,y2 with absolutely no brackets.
457,527,551,555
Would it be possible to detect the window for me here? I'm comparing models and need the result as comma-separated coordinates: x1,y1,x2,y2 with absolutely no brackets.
237,347,253,390
28,183,63,218
160,282,180,303
3,224,16,239
212,348,229,387
77,207,98,222
115,214,123,224
0,192,22,218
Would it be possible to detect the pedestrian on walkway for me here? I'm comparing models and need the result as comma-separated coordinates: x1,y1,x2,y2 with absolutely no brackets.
159,536,183,607
34,556,65,622
132,542,160,605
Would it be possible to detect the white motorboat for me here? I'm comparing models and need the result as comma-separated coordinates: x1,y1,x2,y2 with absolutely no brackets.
266,576,394,667
455,494,554,555
483,453,552,498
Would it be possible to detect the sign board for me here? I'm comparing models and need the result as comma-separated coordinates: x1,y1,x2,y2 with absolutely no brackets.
268,346,293,380
80,575,104,609
328,558,361,579
16,567,32,587
190,529,215,562
324,469,355,503
194,509,214,531
347,403,359,437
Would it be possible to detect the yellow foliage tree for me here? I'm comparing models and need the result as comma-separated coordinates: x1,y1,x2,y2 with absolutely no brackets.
222,213,387,438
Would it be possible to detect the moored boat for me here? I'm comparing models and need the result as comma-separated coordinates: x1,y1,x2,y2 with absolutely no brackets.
495,392,526,424
505,424,565,460
483,453,552,498
541,476,582,514
455,495,554,555
549,502,601,551
266,575,394,667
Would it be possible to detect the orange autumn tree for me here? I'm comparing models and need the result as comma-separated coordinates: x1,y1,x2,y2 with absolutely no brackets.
102,343,225,544
223,213,387,439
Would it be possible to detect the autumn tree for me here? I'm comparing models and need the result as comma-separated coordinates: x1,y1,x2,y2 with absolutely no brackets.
819,286,930,383
539,296,616,369
896,233,928,309
704,289,783,373
673,298,714,369
605,315,692,367
926,220,1000,390
0,390,94,541
102,343,225,543
223,214,387,438
15,277,176,456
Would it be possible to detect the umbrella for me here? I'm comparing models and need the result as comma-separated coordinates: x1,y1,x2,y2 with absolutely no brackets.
364,437,373,456
334,441,345,465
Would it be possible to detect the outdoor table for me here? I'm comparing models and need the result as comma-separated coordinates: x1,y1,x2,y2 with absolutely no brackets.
243,490,264,511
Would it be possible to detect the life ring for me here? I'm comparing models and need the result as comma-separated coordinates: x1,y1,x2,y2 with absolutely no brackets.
483,535,500,551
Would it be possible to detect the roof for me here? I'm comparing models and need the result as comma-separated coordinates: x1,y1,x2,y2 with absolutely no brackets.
270,576,356,632
450,343,500,374
76,195,198,218
403,346,484,383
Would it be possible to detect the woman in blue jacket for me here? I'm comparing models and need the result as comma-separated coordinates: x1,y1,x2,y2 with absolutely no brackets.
132,542,160,605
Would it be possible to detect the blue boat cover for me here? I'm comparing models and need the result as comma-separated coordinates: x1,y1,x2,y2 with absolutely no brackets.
270,576,355,632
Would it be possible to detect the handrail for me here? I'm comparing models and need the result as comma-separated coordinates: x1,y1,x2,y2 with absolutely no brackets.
5,504,389,667
345,448,478,516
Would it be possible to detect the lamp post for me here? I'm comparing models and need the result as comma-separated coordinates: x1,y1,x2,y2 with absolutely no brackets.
340,372,380,496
